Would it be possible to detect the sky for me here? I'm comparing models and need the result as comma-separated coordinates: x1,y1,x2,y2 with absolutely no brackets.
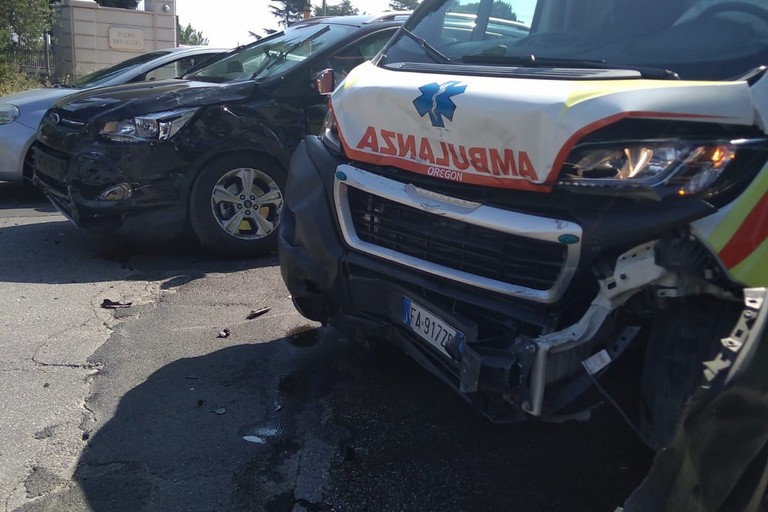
175,0,395,49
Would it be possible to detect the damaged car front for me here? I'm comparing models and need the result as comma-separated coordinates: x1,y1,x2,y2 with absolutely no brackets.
32,14,407,257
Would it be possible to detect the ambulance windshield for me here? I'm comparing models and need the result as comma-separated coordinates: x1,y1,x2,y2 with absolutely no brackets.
381,0,768,80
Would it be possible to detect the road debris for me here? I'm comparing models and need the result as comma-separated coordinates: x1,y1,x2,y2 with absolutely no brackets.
217,328,231,339
210,407,226,415
246,307,271,320
101,298,132,309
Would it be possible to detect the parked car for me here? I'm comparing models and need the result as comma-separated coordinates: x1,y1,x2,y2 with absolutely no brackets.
32,13,408,257
0,46,227,184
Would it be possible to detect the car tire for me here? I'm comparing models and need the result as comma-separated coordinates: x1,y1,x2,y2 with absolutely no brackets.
189,153,286,258
638,296,740,451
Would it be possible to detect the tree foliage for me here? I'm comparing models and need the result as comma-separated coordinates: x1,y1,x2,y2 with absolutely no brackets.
178,22,209,46
269,0,306,28
93,0,139,8
388,0,420,11
0,0,51,48
313,0,359,16
0,0,51,94
451,1,517,20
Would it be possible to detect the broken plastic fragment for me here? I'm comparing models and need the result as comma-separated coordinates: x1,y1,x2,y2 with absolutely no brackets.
240,425,281,444
101,298,132,309
242,435,267,444
210,407,226,415
246,307,271,320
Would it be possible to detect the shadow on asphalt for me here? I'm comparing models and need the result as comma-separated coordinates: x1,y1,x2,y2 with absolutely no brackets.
15,328,654,512
0,194,278,285
0,182,52,211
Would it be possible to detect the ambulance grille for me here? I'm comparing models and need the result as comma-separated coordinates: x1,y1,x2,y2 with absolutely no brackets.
346,188,567,291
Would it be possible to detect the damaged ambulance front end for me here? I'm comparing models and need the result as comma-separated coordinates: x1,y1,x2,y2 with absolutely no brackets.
279,0,768,506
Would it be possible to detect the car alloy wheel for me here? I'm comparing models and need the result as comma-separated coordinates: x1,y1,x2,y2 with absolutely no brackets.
190,153,286,258
210,166,283,240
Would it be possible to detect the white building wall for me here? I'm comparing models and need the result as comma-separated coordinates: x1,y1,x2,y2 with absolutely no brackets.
53,0,178,80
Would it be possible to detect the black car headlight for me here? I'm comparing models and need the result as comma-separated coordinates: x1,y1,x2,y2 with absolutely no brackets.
99,107,198,142
557,139,743,199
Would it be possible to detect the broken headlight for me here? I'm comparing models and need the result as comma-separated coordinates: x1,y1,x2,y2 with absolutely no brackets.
100,107,198,142
557,139,739,199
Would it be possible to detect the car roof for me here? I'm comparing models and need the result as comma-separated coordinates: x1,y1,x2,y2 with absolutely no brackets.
293,11,411,28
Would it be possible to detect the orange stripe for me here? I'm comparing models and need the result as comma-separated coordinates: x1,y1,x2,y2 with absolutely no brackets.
337,105,725,190
719,190,768,268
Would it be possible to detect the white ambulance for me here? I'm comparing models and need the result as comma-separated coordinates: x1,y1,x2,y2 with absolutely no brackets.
279,2,768,501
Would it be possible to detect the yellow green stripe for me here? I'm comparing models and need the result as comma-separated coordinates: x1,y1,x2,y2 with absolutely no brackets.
564,80,723,109
708,167,768,252
730,236,768,286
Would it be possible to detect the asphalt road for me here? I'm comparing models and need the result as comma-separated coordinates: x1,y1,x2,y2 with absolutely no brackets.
0,183,654,512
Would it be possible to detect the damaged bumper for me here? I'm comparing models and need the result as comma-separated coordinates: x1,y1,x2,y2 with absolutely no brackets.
31,141,187,239
622,288,768,512
281,136,697,421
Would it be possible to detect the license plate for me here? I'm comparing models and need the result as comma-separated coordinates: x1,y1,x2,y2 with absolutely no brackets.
402,297,464,359
32,147,68,181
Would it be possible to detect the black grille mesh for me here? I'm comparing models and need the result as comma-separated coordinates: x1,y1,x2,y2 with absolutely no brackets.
346,187,567,291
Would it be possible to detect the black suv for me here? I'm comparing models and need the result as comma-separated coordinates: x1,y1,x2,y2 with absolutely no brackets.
33,14,406,257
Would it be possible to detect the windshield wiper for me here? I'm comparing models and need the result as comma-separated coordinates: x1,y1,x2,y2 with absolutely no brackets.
461,53,679,79
251,25,331,79
399,27,451,64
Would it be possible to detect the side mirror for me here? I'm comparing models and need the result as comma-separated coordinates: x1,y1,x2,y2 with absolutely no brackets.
315,68,335,96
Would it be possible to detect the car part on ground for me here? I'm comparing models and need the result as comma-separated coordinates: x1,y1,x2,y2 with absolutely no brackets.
0,46,227,184
32,14,409,257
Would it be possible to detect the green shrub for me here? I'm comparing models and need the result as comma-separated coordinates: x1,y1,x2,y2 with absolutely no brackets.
0,60,44,96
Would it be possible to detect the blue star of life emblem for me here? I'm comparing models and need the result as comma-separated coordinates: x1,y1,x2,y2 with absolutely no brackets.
413,81,467,128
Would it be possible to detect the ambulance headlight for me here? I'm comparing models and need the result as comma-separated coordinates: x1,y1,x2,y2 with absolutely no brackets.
557,139,739,199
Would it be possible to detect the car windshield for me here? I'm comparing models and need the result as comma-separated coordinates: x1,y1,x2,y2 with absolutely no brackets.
69,51,172,88
186,22,359,83
382,0,768,80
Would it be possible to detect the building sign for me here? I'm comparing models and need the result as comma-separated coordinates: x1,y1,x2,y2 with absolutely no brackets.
108,27,145,51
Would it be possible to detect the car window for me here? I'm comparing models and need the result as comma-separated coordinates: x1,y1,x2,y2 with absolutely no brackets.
188,23,359,83
320,28,399,87
70,50,172,88
144,56,203,81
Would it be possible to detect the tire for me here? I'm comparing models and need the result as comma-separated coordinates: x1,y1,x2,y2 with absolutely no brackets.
639,296,741,450
189,153,286,258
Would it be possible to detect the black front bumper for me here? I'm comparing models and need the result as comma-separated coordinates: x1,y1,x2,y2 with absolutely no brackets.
280,137,548,421
32,142,187,240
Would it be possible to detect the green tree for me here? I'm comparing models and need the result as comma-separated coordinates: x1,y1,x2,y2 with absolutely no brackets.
269,0,306,28
452,1,517,20
313,0,359,16
0,0,52,94
178,22,209,45
388,0,420,11
0,0,51,48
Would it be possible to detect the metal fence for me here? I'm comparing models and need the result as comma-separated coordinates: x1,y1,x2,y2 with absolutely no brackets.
7,47,55,78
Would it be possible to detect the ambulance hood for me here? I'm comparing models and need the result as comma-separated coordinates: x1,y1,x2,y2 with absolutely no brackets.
332,62,759,191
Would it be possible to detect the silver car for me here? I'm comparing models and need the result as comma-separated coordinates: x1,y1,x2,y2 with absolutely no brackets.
0,46,227,184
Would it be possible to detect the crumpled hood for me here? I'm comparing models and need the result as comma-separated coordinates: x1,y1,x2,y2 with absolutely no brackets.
333,62,758,191
53,78,256,122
